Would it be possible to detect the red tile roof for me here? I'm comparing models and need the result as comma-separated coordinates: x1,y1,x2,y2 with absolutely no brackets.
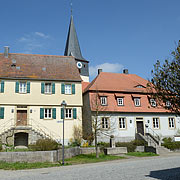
0,53,81,81
85,72,169,113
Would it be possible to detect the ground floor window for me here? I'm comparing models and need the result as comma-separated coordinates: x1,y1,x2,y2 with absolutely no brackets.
101,117,109,129
65,108,72,119
119,117,126,129
153,117,160,129
44,108,52,119
169,117,175,128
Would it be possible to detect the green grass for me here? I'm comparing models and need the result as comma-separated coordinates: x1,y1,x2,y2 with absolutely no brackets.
65,153,125,164
0,161,61,170
126,152,158,157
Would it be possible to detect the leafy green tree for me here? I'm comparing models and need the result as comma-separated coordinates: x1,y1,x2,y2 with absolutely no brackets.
149,41,180,115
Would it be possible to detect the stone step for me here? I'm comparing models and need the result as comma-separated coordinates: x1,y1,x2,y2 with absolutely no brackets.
156,146,171,155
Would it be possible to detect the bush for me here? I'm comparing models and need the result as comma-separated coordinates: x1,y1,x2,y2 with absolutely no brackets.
116,140,147,152
0,144,2,151
29,139,59,151
162,137,180,150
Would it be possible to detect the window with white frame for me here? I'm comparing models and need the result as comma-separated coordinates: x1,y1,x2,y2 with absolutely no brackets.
65,108,72,119
166,101,171,107
150,99,156,107
119,117,126,129
117,98,124,106
153,117,159,129
100,97,107,106
101,117,109,129
44,108,52,119
45,83,52,94
134,98,141,107
19,82,26,93
169,117,175,128
65,84,72,94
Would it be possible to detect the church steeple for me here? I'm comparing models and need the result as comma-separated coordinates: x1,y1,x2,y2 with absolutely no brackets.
64,14,89,82
64,15,85,61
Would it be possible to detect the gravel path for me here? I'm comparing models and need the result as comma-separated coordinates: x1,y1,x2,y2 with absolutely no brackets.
0,153,180,180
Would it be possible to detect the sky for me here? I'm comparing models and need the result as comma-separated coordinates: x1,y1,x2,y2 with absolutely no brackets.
0,0,180,81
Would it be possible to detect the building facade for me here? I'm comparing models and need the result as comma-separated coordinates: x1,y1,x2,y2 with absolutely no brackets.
83,71,180,144
0,52,83,146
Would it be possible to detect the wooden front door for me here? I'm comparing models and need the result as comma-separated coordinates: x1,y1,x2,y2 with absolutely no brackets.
136,121,144,135
16,110,27,126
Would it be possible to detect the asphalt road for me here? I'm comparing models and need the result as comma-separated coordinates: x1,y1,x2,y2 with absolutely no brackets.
1,153,180,180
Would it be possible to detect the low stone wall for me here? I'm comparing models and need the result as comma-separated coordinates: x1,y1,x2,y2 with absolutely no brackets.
135,146,145,152
80,147,100,154
0,151,57,163
104,147,127,155
0,147,100,163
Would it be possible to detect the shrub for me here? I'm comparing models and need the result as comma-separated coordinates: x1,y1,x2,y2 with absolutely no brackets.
162,137,180,150
116,142,136,152
29,138,59,151
0,144,2,151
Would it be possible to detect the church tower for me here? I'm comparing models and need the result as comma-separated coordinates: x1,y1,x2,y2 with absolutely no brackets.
64,15,89,82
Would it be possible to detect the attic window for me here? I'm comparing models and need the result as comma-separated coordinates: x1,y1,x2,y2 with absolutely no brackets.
136,85,145,88
42,67,46,71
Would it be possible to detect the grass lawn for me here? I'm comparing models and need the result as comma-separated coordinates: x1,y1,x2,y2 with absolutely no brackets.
126,152,158,157
0,161,61,170
65,153,125,165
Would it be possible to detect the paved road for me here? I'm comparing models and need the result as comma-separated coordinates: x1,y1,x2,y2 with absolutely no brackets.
1,153,180,180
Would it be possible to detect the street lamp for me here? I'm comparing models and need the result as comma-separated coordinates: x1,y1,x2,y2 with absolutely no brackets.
61,100,67,165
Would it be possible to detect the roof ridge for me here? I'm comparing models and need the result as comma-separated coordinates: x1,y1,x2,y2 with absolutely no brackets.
0,53,74,58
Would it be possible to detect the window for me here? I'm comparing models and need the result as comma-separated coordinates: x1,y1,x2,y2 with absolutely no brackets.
101,117,109,129
119,117,126,129
44,108,52,119
45,83,52,94
19,82,26,93
117,98,124,106
65,84,72,94
134,98,141,107
150,99,156,107
169,117,175,128
153,118,159,129
166,101,171,107
65,108,72,119
100,97,107,106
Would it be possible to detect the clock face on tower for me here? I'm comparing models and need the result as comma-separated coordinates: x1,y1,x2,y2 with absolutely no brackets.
77,61,83,69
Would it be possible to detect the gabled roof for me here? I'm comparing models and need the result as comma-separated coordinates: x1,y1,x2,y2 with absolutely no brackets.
84,72,149,93
0,53,82,81
64,16,86,61
85,72,169,113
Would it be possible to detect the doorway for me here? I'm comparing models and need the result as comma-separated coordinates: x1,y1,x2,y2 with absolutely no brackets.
16,110,27,126
14,132,28,147
136,120,144,135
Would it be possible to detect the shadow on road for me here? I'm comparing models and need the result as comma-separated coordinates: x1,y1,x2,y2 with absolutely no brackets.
146,167,180,180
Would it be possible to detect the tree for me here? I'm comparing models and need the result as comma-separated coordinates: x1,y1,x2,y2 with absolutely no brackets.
90,90,115,158
149,41,180,115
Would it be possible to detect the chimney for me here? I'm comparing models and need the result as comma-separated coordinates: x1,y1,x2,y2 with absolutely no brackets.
123,69,129,74
98,69,102,75
4,46,9,58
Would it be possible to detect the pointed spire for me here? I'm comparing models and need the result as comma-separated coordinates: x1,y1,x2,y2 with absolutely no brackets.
64,15,85,60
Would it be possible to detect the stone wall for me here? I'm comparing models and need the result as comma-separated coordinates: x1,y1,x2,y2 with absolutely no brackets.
0,147,100,163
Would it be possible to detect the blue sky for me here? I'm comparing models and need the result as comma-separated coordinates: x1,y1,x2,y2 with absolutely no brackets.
0,0,180,81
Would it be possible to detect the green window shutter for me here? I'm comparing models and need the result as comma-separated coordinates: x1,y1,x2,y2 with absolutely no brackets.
61,108,64,119
73,108,77,119
52,108,56,119
27,81,30,93
1,81,4,93
15,82,19,93
52,83,55,94
61,83,65,94
40,108,44,119
72,84,75,94
41,82,45,94
0,107,4,119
